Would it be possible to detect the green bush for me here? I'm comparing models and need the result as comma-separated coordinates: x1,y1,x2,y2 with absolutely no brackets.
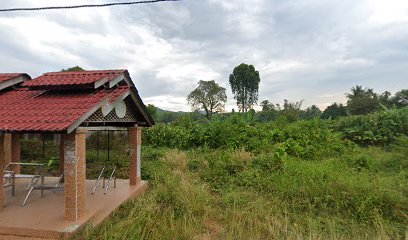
186,148,407,227
143,116,352,160
143,108,408,159
334,107,408,145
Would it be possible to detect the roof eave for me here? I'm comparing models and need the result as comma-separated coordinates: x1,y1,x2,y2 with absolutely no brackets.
0,75,30,91
123,70,155,126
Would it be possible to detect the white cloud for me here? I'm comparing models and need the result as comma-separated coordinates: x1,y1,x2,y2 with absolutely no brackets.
262,60,308,74
0,0,407,112
367,0,408,25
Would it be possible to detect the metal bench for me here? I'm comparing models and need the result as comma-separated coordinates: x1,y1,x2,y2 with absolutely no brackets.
3,163,44,196
22,173,64,206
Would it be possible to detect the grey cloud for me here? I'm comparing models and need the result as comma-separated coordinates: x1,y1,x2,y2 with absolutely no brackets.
0,0,407,111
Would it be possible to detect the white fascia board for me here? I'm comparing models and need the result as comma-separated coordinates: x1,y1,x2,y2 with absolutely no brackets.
94,77,109,89
129,90,152,126
0,76,26,91
108,74,126,88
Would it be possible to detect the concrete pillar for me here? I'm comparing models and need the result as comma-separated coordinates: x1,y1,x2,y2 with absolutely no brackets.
4,133,20,174
0,134,4,209
129,126,142,185
63,130,86,221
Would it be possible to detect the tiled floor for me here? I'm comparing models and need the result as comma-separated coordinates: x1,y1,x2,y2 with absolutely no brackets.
0,178,147,239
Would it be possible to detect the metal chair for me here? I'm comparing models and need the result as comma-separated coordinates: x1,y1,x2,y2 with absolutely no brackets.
92,165,116,195
3,163,44,196
22,173,64,206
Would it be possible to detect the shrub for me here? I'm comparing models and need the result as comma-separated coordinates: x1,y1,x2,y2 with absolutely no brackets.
334,107,408,145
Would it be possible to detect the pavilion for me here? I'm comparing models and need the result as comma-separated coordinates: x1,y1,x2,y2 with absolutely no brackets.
0,70,154,238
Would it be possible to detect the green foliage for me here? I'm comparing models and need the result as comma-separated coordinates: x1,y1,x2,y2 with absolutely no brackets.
17,91,406,240
187,80,227,119
19,105,408,239
301,105,322,119
20,138,59,163
334,107,408,145
346,85,380,115
143,107,408,159
74,109,408,240
146,104,158,121
76,145,408,239
321,102,348,119
144,116,350,160
280,99,303,122
379,89,408,108
255,110,279,122
20,137,62,173
392,89,408,108
155,110,184,123
61,66,85,72
260,100,280,112
229,63,261,112
380,91,393,108
259,99,313,122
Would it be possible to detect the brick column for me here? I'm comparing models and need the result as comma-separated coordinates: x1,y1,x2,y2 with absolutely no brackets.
11,134,21,174
63,130,86,221
4,133,12,167
59,135,64,174
130,126,142,185
0,134,4,209
4,133,20,174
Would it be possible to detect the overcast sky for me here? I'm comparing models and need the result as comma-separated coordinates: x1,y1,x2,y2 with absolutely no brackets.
0,0,407,111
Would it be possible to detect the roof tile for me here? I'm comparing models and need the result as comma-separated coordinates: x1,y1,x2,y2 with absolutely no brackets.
0,73,26,83
23,70,126,88
0,86,130,132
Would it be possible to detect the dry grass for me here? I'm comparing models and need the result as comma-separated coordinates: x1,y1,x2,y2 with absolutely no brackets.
74,147,408,240
232,149,253,162
164,149,188,171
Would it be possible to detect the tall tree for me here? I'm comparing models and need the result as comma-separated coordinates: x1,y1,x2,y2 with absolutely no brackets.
346,85,380,115
379,91,392,108
321,103,347,119
281,99,303,122
391,89,408,108
187,80,227,119
260,100,272,111
301,105,322,119
257,100,279,122
146,104,158,120
229,63,260,112
260,99,280,112
61,66,85,72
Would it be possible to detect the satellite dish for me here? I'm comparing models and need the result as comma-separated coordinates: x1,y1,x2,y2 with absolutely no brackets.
101,104,113,117
115,101,127,118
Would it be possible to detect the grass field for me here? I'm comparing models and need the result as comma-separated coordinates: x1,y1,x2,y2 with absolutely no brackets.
74,144,407,239
20,109,407,239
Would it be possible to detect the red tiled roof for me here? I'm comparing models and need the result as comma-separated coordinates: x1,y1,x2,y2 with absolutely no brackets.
0,86,130,132
0,73,28,83
22,70,126,88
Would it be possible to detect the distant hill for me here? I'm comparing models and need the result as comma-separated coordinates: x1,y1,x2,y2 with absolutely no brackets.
153,108,207,123
156,107,189,114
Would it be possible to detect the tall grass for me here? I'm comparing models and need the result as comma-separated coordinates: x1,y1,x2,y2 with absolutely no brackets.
74,143,408,239
23,108,404,239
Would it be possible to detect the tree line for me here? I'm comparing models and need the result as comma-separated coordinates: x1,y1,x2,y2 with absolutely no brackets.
58,65,407,122
187,63,261,118
184,63,407,121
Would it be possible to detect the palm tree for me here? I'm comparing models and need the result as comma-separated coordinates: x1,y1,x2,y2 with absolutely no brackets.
346,85,380,115
347,85,365,99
